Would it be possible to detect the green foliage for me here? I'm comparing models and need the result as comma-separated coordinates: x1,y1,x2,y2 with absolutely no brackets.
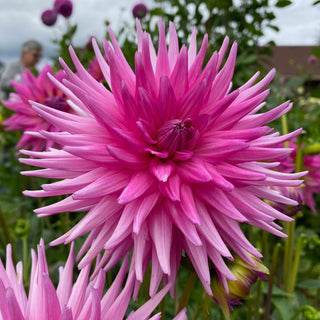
119,0,292,86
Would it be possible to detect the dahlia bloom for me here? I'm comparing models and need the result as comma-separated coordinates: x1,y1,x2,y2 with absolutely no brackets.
87,56,105,83
302,153,320,211
22,20,305,296
276,141,320,212
2,64,70,151
269,186,303,217
0,240,187,320
41,9,58,26
212,255,268,320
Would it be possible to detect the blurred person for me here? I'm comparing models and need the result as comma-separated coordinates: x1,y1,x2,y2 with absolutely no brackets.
0,40,42,99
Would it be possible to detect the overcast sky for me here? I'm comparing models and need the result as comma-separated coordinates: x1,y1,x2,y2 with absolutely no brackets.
0,0,319,65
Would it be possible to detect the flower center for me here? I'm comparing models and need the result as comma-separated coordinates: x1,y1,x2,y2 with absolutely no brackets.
43,96,69,112
157,119,195,157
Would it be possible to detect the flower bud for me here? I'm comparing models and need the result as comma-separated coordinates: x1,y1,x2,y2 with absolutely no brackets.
54,0,73,18
212,255,268,320
41,9,58,26
132,3,148,19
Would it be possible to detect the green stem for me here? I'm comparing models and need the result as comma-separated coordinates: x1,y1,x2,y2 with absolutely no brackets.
288,234,305,293
295,135,304,174
159,281,166,319
191,304,201,320
284,219,295,291
22,237,28,286
264,243,281,320
178,271,197,312
281,114,289,147
174,279,179,314
254,279,262,320
290,305,318,320
0,207,12,244
247,295,253,320
201,291,212,320
0,207,17,264
284,134,303,292
261,231,269,262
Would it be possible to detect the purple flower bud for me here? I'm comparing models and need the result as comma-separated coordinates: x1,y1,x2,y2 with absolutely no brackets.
41,9,58,26
54,0,73,18
132,3,148,19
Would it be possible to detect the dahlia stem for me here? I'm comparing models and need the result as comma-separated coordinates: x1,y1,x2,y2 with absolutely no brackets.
281,114,289,148
22,237,29,284
191,304,200,320
159,282,166,318
282,119,303,293
174,280,179,313
295,135,304,175
288,234,305,293
201,291,212,320
284,136,304,292
264,243,281,320
283,219,295,291
246,297,253,320
0,206,12,244
254,279,262,320
261,231,269,262
178,271,197,312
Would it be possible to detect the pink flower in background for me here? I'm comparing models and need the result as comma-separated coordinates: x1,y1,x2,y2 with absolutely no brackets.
2,64,70,151
41,9,58,26
269,186,303,217
0,240,187,320
87,56,106,82
132,3,148,19
308,54,317,64
22,20,304,297
54,0,73,18
302,153,320,212
276,141,320,213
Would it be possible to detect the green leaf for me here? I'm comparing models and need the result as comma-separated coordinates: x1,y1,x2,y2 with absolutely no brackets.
272,296,297,320
296,279,320,289
262,283,295,297
313,0,320,5
275,0,292,7
311,47,320,59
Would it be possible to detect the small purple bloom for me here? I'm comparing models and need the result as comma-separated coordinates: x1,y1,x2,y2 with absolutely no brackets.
132,3,148,19
308,54,318,64
54,0,73,18
41,9,58,26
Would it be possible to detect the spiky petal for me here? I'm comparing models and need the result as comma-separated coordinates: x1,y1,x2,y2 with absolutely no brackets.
0,240,184,320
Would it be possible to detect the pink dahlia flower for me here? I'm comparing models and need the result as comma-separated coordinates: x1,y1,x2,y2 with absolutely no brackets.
275,142,320,213
87,56,106,83
22,20,305,296
302,153,320,211
2,64,70,151
0,240,187,320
